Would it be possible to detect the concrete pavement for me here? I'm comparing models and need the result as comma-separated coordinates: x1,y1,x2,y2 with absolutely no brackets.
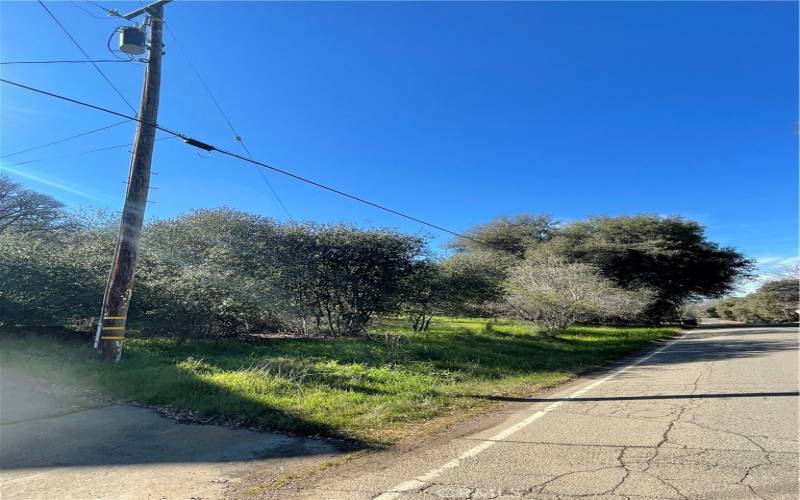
0,370,348,499
292,327,799,499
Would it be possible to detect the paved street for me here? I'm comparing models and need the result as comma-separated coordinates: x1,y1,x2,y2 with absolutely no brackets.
1,327,797,499
295,327,799,499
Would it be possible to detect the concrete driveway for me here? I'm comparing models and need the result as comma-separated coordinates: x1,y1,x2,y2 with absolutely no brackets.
0,369,349,499
291,326,800,499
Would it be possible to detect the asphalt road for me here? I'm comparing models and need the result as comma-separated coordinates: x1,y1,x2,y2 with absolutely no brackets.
294,326,800,500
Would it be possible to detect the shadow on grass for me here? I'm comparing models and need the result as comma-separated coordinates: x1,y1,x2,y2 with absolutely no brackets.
1,335,367,470
131,326,677,383
14,322,778,455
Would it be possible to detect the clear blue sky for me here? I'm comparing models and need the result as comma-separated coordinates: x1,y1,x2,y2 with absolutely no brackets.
1,1,797,277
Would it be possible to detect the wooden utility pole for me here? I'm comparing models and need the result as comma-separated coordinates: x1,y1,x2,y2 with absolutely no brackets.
94,1,168,362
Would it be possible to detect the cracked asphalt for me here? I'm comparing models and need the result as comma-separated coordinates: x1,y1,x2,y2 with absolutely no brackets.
292,326,799,500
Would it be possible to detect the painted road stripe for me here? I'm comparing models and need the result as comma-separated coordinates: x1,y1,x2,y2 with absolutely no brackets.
374,331,692,500
0,472,48,486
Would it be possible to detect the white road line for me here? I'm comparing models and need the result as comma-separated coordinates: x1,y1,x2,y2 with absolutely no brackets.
374,331,691,500
0,472,48,486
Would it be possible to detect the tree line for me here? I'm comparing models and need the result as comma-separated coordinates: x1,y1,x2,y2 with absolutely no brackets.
0,175,758,338
700,273,798,324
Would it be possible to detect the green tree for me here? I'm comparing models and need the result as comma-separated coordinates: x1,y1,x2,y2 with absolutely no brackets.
449,214,558,258
754,278,799,322
709,277,799,324
133,209,282,338
547,215,753,321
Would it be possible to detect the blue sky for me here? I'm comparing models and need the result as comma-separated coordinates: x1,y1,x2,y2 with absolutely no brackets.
1,1,797,284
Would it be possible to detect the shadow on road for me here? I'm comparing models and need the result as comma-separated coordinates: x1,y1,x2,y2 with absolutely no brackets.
465,391,799,403
688,323,799,330
461,327,798,405
635,329,798,365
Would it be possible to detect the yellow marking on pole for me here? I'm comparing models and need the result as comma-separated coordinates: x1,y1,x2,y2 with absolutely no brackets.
100,336,125,340
102,326,126,331
103,316,126,320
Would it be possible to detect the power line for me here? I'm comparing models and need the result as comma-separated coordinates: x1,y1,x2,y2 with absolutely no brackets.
37,0,137,114
85,0,116,15
83,0,136,61
82,0,133,22
1,79,179,132
0,120,130,159
163,22,294,220
1,59,131,65
70,0,114,20
0,77,486,246
84,0,135,24
214,148,479,243
3,136,177,168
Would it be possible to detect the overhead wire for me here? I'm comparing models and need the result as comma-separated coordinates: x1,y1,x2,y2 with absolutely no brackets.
163,22,294,220
101,0,291,219
0,120,130,159
70,0,114,20
3,136,178,168
1,59,131,65
86,0,117,15
0,77,488,247
37,0,138,114
83,0,135,23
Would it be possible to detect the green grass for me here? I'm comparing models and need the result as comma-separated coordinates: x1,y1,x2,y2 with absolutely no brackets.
0,318,678,445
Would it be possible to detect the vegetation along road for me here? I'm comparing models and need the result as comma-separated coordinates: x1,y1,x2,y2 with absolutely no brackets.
1,180,796,499
291,326,800,500
1,319,677,498
2,325,796,499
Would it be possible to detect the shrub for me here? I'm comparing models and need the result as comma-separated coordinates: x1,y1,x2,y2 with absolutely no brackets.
274,224,424,336
0,222,112,331
400,254,505,331
504,250,652,333
0,207,426,338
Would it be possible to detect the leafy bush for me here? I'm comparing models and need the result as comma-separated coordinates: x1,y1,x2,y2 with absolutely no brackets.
0,207,426,338
273,223,424,336
131,209,284,338
400,253,505,331
504,250,652,332
0,221,112,330
0,183,758,338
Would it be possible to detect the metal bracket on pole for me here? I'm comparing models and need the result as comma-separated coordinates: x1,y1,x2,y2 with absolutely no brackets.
119,0,172,20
